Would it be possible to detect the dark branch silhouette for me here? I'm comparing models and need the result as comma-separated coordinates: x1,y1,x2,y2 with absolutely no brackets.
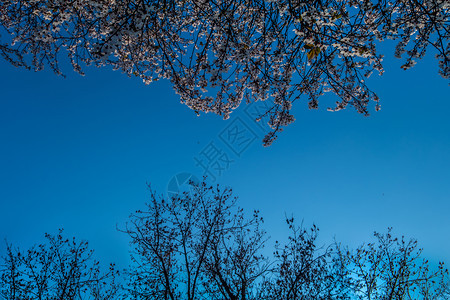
1,0,448,145
0,229,119,300
121,180,449,300
1,181,448,299
121,181,269,300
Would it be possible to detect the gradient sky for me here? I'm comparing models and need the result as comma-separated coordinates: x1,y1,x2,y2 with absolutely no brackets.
0,43,449,271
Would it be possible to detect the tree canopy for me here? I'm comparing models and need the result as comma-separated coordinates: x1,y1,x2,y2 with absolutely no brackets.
121,181,449,300
0,0,448,144
2,181,448,300
0,230,119,300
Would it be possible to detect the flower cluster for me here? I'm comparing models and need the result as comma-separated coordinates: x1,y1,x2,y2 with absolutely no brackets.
0,0,448,145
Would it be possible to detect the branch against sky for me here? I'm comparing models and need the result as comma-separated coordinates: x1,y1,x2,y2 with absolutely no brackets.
120,179,449,300
0,229,119,300
0,0,448,145
121,181,269,300
338,228,449,300
0,181,449,299
258,219,351,300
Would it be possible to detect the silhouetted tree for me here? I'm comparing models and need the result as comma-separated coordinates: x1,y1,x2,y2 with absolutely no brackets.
338,228,449,299
0,230,119,300
1,182,448,299
1,0,448,145
122,180,449,300
121,181,269,300
258,219,350,300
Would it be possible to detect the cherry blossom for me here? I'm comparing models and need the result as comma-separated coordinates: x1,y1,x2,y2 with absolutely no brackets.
1,0,448,145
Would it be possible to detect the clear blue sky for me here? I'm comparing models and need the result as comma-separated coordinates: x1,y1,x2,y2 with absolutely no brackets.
0,44,449,271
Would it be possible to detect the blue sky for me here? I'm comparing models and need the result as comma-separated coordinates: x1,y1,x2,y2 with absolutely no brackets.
0,44,449,271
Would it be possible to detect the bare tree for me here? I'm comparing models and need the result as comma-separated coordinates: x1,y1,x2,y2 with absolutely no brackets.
1,182,448,299
0,229,119,300
259,219,350,300
121,181,269,300
122,180,449,300
0,0,448,145
338,228,449,300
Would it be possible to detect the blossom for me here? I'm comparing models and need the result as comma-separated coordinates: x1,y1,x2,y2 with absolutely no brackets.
0,0,448,145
